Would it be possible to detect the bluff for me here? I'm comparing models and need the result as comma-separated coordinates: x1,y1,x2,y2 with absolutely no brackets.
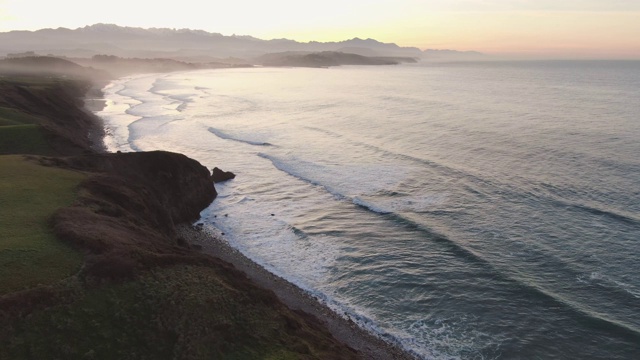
46,151,217,277
0,57,107,155
0,58,364,359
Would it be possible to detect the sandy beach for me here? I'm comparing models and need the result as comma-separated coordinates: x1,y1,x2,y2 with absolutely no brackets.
179,224,417,360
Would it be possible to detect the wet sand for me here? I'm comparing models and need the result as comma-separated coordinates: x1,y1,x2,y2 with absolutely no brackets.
178,224,417,360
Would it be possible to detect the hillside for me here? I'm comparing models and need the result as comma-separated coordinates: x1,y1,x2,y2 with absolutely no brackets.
0,58,373,359
0,60,105,155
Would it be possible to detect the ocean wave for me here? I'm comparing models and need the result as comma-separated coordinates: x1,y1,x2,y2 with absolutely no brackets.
163,94,193,113
405,316,502,360
256,153,494,268
303,126,508,197
208,127,273,146
150,78,205,113
352,195,450,215
558,201,640,226
197,220,434,359
240,151,640,347
577,271,640,300
352,197,392,214
303,126,640,228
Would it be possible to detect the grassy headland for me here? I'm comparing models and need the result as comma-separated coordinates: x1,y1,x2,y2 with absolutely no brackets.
0,58,363,359
0,155,84,294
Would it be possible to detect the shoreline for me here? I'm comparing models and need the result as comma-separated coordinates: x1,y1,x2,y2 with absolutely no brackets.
95,73,418,359
178,224,416,360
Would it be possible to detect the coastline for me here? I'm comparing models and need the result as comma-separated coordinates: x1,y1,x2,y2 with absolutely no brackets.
95,72,418,359
62,56,640,360
0,57,417,358
179,224,416,360
0,65,346,358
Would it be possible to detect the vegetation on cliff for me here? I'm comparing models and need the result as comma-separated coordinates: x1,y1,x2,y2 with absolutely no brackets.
0,155,84,294
0,64,106,155
0,58,361,359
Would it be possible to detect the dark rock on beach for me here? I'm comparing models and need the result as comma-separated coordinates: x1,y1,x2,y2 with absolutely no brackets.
211,166,236,182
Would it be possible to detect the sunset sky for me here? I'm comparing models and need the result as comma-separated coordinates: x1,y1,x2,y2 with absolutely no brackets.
1,0,639,58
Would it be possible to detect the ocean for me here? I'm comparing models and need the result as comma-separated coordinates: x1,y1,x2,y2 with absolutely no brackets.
97,61,640,359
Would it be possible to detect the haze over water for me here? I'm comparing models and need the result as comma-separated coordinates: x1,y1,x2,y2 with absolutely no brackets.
98,61,640,359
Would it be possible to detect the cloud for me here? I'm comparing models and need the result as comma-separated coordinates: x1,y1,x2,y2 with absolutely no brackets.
453,0,640,11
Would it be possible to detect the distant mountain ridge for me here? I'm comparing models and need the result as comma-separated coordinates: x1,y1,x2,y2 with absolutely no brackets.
0,24,483,62
0,24,429,61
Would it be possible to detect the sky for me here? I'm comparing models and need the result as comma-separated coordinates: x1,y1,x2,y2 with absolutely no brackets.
1,0,639,58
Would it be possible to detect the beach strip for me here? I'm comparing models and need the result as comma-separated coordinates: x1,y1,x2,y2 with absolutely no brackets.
179,224,416,360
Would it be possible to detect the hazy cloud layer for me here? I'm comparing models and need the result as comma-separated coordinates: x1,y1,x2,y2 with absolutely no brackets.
1,0,638,58
450,0,640,11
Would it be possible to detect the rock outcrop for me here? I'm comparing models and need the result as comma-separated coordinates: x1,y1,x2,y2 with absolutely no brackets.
211,166,236,183
46,151,216,276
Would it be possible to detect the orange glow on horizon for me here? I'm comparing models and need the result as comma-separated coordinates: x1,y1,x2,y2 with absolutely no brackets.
1,0,639,59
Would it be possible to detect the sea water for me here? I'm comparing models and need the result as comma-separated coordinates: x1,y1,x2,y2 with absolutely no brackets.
98,61,640,359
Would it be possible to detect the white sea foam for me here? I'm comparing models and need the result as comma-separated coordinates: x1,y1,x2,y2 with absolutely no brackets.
208,127,272,146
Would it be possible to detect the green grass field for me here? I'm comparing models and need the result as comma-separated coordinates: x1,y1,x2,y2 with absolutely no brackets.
0,106,43,125
3,265,323,360
0,156,350,359
0,102,53,155
0,155,84,294
0,76,61,155
0,124,51,155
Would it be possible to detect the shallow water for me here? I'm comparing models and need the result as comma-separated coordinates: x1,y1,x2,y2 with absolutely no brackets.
98,61,640,359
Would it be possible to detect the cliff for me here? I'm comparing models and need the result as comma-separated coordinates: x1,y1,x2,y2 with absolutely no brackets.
0,60,106,155
47,151,217,273
0,59,364,359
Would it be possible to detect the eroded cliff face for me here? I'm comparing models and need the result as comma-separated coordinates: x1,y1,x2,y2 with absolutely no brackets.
45,151,217,277
4,152,361,359
58,151,215,225
1,66,366,360
1,68,221,277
